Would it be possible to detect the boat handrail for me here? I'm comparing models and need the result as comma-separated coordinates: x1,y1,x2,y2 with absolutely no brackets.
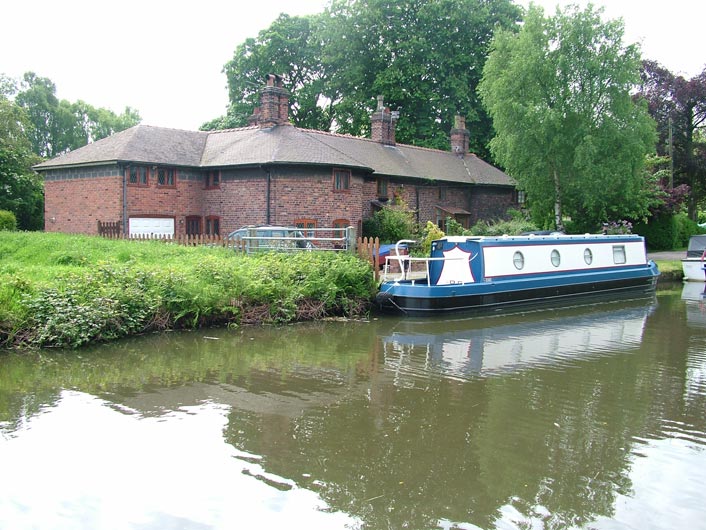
384,249,469,285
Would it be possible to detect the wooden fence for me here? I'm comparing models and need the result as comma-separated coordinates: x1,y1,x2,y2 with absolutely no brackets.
97,221,385,278
357,236,381,280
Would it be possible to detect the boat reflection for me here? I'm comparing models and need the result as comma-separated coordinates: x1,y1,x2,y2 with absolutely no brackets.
682,282,706,329
380,298,656,379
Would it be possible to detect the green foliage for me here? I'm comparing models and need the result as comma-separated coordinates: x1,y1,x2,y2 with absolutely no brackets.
633,215,678,250
211,0,521,154
675,213,705,246
0,232,376,349
638,61,706,220
362,200,416,242
0,210,17,231
419,221,445,255
0,94,44,230
444,217,464,236
479,4,656,231
467,217,539,236
216,14,333,131
14,72,141,158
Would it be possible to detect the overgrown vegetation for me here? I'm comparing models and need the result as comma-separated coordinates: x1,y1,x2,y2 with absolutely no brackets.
0,210,17,231
362,198,417,242
0,232,376,349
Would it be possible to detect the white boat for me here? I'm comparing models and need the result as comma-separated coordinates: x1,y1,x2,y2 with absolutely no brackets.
376,233,659,315
681,235,706,281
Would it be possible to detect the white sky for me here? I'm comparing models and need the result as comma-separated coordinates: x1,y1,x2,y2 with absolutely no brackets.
2,0,704,131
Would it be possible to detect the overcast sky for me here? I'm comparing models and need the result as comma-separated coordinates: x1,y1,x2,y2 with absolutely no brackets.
2,0,703,131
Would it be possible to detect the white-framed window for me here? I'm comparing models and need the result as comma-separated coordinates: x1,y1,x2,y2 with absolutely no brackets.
613,245,626,264
513,251,525,270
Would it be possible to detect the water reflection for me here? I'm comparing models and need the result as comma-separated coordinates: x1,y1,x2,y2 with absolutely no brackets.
1,291,705,529
380,300,655,381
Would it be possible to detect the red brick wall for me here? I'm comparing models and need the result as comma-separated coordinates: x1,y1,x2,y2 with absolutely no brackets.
42,164,515,236
44,166,123,234
269,167,364,228
126,169,203,236
468,187,516,224
213,168,269,234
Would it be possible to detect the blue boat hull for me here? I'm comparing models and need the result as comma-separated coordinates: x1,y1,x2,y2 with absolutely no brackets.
376,264,660,315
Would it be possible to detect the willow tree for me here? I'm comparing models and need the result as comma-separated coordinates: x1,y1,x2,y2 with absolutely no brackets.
479,4,655,231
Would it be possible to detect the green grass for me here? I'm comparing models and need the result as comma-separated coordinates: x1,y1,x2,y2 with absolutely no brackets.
653,259,683,281
0,232,376,349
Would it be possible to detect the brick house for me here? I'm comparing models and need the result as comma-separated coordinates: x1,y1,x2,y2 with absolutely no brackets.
35,75,517,237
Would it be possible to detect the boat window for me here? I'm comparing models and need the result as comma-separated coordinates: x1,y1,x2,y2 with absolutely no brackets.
513,251,525,270
613,245,626,264
551,249,561,267
584,248,593,265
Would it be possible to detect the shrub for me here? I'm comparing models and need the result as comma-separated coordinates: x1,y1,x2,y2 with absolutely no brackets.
467,217,539,236
419,222,445,255
633,215,678,250
444,217,465,236
675,213,704,247
0,210,17,231
362,199,416,242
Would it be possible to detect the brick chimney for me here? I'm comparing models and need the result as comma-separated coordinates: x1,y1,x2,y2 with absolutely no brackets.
450,115,470,156
370,95,397,146
257,74,290,127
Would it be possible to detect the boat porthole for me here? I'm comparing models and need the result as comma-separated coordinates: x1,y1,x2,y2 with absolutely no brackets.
551,249,561,267
584,248,593,265
513,251,525,270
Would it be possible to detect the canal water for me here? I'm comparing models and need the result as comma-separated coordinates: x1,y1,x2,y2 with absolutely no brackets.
1,283,705,530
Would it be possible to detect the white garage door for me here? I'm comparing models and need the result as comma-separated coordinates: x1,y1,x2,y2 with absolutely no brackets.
129,217,175,237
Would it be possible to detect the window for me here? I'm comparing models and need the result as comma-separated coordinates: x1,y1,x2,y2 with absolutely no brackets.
186,216,201,236
550,249,561,267
513,251,525,270
377,178,387,198
333,169,350,191
438,187,447,200
156,167,176,187
332,218,350,229
127,166,149,187
613,245,626,264
205,170,220,189
295,218,317,237
584,248,593,265
516,190,526,205
205,216,220,236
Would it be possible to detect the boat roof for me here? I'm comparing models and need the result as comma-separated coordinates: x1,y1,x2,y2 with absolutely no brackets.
438,233,642,244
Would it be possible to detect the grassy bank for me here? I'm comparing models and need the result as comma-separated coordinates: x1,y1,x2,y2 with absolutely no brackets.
0,232,376,349
653,260,683,282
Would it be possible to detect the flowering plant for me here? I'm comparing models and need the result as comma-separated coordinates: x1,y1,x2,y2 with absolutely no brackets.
602,220,632,235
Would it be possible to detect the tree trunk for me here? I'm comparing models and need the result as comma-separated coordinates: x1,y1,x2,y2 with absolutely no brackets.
553,168,565,231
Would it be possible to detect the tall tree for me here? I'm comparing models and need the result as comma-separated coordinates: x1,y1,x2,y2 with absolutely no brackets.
637,61,706,219
208,0,521,156
322,0,521,153
0,94,43,229
209,13,333,131
479,4,655,231
15,72,141,158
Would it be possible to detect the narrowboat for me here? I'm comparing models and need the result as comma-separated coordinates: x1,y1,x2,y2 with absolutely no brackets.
681,235,706,282
375,234,660,315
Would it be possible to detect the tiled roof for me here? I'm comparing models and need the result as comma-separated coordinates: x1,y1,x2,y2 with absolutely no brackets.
35,124,514,187
34,125,208,168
